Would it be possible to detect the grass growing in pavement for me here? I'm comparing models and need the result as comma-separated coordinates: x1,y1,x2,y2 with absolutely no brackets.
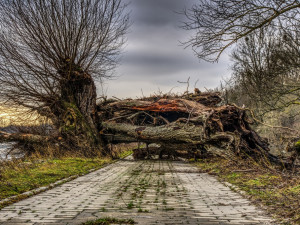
127,201,134,209
193,157,300,225
82,217,135,225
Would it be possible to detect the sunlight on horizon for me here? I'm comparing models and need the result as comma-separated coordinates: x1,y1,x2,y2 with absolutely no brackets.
0,105,46,127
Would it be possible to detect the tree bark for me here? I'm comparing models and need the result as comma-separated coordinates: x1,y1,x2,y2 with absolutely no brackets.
98,94,274,161
51,60,107,155
102,121,237,158
0,131,49,143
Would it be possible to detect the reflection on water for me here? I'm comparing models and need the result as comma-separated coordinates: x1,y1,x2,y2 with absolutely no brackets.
0,142,17,160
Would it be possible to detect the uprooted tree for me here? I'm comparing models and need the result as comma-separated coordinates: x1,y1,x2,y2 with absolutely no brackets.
0,1,296,164
180,0,300,161
97,91,282,164
1,89,297,165
0,0,130,155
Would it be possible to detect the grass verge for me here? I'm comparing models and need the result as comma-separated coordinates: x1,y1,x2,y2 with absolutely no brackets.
0,147,133,208
193,157,300,225
0,157,112,200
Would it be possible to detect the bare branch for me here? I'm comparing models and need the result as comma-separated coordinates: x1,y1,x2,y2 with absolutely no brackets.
181,0,300,62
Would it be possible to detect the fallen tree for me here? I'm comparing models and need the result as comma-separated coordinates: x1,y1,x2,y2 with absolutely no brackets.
0,91,289,163
0,131,49,143
97,91,277,162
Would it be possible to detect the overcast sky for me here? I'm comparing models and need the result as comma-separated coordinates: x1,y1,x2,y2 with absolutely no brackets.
100,0,232,99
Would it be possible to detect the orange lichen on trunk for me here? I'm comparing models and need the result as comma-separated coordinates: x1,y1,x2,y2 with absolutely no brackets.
131,100,181,112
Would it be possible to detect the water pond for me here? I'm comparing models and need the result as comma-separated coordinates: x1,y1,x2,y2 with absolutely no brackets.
0,142,19,160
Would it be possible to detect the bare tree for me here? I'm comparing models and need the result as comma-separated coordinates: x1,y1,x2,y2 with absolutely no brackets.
0,0,130,154
228,27,300,112
239,30,299,106
182,0,300,62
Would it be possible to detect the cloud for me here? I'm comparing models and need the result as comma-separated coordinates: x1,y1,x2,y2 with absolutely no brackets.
99,0,232,98
129,0,192,26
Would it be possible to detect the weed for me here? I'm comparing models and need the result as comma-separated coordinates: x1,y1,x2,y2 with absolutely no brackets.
163,207,174,211
82,217,135,225
127,201,134,209
131,192,137,199
137,208,149,213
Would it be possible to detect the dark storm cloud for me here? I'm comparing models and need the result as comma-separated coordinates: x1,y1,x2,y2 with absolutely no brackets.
121,51,200,72
129,0,188,26
102,0,231,98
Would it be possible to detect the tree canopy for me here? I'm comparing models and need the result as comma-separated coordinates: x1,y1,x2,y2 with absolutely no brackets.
0,0,130,113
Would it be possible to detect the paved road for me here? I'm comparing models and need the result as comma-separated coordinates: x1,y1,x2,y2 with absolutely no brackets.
0,157,274,225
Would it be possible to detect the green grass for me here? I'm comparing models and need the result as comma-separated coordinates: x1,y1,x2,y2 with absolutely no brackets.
194,157,300,225
0,147,134,205
118,150,133,159
82,217,135,225
0,157,112,201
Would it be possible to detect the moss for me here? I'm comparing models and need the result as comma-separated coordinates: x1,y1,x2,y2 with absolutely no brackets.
60,101,99,147
61,101,84,132
294,140,300,153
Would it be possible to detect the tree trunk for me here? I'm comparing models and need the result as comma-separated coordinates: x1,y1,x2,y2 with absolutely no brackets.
0,131,49,143
98,94,276,162
51,60,107,155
